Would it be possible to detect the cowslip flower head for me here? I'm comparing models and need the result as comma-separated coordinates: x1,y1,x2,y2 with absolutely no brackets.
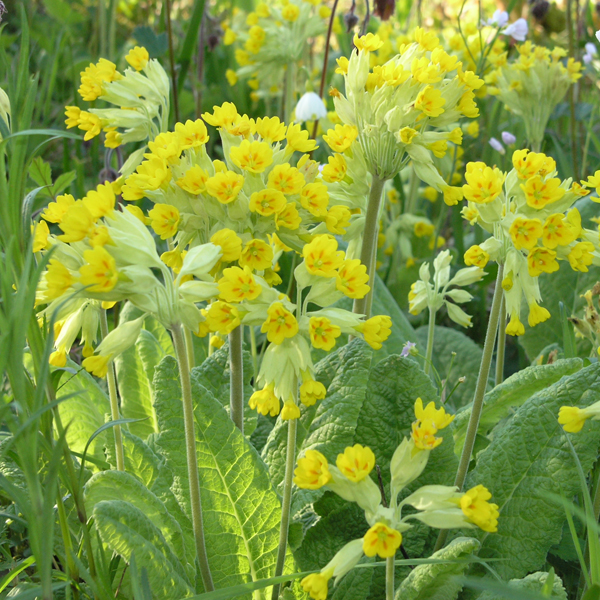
294,449,332,489
559,400,600,433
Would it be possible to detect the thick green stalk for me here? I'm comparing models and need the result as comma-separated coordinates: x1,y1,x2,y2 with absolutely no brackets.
229,325,244,433
386,556,395,600
98,0,107,58
184,326,196,370
434,265,504,551
100,310,124,471
172,324,214,592
250,326,258,382
271,415,298,600
164,0,180,123
353,174,386,317
495,296,506,386
424,307,436,377
284,62,297,124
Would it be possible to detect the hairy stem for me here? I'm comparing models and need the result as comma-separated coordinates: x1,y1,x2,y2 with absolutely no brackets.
271,414,298,600
353,174,386,318
229,325,244,432
386,556,395,600
434,264,504,551
424,307,436,377
184,326,196,370
172,324,214,592
164,0,180,123
495,296,506,386
100,310,124,471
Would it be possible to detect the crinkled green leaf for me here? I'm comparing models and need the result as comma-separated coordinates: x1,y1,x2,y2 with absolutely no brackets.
192,343,256,436
151,356,282,595
329,563,374,600
476,571,567,600
415,325,484,409
85,471,189,572
452,358,584,454
92,500,192,599
394,537,480,600
466,363,600,579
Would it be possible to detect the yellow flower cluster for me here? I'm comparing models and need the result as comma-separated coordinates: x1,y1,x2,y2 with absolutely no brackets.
462,149,598,336
294,398,497,600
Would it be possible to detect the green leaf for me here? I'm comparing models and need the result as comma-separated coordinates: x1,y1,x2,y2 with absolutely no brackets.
476,571,568,600
55,365,110,466
415,325,484,408
115,329,164,439
50,171,76,197
85,471,190,572
583,584,600,600
394,537,480,600
152,356,283,593
452,358,584,454
28,156,51,188
466,363,600,579
105,429,162,489
519,263,597,361
133,26,168,57
330,563,373,600
93,500,193,599
192,343,257,436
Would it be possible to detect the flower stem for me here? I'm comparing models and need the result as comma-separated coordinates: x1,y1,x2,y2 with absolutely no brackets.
164,0,180,123
229,325,244,433
434,264,504,552
172,324,214,592
495,296,506,386
100,310,124,472
284,62,296,124
424,307,436,377
250,326,258,383
184,326,196,370
271,414,298,600
386,556,395,600
353,174,386,318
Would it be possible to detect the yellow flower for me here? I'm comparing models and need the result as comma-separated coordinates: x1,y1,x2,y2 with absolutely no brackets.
457,91,479,118
522,176,565,209
466,120,479,138
261,302,298,344
325,205,352,235
286,123,318,153
210,334,225,349
223,29,237,45
78,58,120,101
506,314,525,336
229,139,273,174
463,162,504,204
460,485,499,533
414,26,439,51
303,235,344,277
249,384,280,416
239,238,273,271
205,170,245,204
43,193,75,223
148,204,180,240
276,203,302,230
321,154,347,183
301,571,333,600
44,259,75,301
211,228,242,263
58,203,95,243
249,188,287,216
353,32,384,52
336,259,370,299
32,220,50,253
568,242,595,272
268,163,305,195
414,86,445,118
558,405,589,433
206,301,240,334
528,301,550,327
299,377,326,407
177,166,209,195
202,102,239,128
411,419,443,450
175,119,209,149
82,354,111,378
464,245,489,268
512,149,546,180
335,57,349,75
82,182,115,219
77,111,104,141
64,105,81,129
281,3,300,21
363,523,402,558
323,124,358,153
509,217,542,251
357,315,392,350
49,349,68,368
527,246,559,277
336,444,375,482
161,249,184,273
125,46,149,71
309,316,341,351
294,449,332,489
79,247,118,293
218,266,261,302
414,222,434,238
442,185,464,206
255,116,287,143
281,399,301,420
225,69,237,86
414,397,454,430
300,182,330,217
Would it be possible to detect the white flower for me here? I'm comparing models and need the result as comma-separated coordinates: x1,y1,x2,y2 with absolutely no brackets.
586,42,597,55
595,30,600,43
485,9,509,27
295,92,327,122
489,137,505,154
584,53,594,65
501,131,516,145
502,18,528,42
